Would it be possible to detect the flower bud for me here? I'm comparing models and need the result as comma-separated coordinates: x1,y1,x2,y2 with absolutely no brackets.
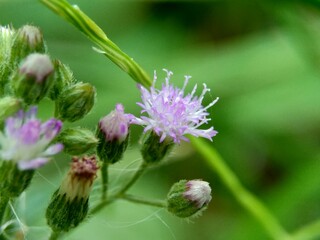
0,26,15,95
49,60,75,100
58,127,98,155
167,179,212,218
12,53,54,104
56,82,96,122
97,104,131,164
140,131,174,164
0,96,22,124
0,26,15,63
10,25,45,67
46,156,99,232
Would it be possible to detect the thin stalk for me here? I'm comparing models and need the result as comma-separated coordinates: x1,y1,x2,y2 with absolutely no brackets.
116,161,149,196
48,231,61,240
91,161,149,215
190,137,293,240
100,162,109,201
0,195,9,224
40,0,152,88
120,194,166,208
90,198,114,215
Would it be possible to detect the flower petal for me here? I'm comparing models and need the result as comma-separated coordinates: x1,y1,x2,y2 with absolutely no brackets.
18,157,50,170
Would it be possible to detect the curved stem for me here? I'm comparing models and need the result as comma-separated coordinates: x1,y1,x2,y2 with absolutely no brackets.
91,161,149,215
120,194,167,208
40,0,152,88
90,198,114,215
190,137,293,240
116,161,149,196
100,162,109,201
48,231,61,240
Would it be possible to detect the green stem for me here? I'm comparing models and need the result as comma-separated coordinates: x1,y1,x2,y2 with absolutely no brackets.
48,231,61,240
90,198,114,215
91,161,149,215
40,0,152,88
292,220,320,240
0,194,9,224
100,162,109,201
121,194,166,208
116,161,149,196
190,137,293,240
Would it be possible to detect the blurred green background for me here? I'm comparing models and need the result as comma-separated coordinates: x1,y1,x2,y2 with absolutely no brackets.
1,0,320,239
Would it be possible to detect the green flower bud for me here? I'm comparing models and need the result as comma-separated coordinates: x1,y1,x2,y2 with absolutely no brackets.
97,104,131,164
0,96,22,124
46,156,99,232
0,161,34,198
58,127,98,155
0,26,15,95
56,82,96,122
12,53,54,104
167,179,212,218
141,131,174,164
49,60,76,100
10,25,45,68
0,25,15,64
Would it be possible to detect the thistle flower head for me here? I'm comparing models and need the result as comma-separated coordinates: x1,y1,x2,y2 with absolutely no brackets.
183,180,212,208
17,25,43,49
97,104,132,164
59,156,99,200
0,107,63,170
47,156,98,232
0,25,15,63
19,53,53,83
99,104,132,142
167,179,212,218
134,69,218,143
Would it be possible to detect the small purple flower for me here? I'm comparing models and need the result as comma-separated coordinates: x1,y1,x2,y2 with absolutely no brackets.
99,104,132,142
0,107,63,170
133,69,219,143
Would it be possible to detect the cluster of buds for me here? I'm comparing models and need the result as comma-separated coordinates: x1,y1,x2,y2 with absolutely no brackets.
0,23,96,217
0,24,96,120
1,22,219,237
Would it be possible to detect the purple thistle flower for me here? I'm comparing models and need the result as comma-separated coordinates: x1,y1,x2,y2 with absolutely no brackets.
0,107,63,170
133,69,219,143
99,104,132,142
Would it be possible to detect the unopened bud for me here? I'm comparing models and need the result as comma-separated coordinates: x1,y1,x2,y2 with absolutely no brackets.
0,25,15,64
58,127,98,155
167,179,212,218
0,26,15,95
97,104,131,164
46,156,98,232
0,96,22,123
12,53,54,104
56,82,96,122
49,60,75,100
141,131,174,164
10,25,45,67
